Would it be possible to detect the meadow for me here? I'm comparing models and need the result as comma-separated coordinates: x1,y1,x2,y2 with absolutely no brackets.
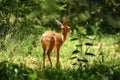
1,0,120,80
0,29,120,80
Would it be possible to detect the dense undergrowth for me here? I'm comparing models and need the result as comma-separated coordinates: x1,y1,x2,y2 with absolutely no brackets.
0,0,120,80
0,61,120,80
0,31,120,80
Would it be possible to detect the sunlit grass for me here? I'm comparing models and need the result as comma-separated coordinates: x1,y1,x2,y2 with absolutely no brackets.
0,33,120,68
0,32,120,80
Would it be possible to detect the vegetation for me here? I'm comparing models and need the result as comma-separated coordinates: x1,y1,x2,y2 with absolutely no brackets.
0,0,120,80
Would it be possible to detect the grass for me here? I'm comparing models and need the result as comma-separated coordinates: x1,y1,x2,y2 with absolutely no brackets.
0,31,120,80
0,61,120,80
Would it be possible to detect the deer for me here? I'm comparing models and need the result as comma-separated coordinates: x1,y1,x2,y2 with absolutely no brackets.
41,18,71,68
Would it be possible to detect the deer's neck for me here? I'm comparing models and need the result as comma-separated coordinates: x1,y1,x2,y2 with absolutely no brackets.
61,31,68,41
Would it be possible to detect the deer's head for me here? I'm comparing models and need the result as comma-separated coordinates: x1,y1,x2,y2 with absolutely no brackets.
55,18,72,35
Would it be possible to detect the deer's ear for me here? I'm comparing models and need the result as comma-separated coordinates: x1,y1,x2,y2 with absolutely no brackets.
63,18,68,26
55,18,63,27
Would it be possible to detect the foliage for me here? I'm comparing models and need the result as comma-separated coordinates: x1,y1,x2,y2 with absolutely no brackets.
0,0,120,80
70,33,97,69
0,0,120,48
70,32,120,67
0,61,120,80
0,0,120,38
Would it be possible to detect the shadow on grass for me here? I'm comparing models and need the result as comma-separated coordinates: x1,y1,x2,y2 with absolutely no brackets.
0,61,120,80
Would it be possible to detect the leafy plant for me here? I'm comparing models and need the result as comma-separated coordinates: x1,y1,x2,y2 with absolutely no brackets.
70,33,97,69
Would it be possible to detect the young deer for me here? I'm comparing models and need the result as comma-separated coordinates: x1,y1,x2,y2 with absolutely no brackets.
41,18,71,68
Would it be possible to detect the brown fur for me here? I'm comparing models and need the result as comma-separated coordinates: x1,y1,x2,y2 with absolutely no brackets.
41,18,71,68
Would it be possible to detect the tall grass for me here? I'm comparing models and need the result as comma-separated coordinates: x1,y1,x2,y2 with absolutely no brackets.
0,28,120,80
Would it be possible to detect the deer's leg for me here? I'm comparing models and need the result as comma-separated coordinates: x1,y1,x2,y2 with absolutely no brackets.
43,50,46,68
56,47,61,68
42,44,46,68
47,45,54,67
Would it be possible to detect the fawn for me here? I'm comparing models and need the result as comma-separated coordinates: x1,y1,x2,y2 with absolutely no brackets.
41,18,71,68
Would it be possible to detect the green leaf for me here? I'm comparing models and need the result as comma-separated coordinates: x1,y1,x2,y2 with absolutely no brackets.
76,44,82,47
80,33,86,36
70,56,77,59
77,59,88,63
85,43,93,46
85,53,95,56
70,38,79,41
85,36,94,40
72,63,77,65
58,4,67,10
72,50,79,54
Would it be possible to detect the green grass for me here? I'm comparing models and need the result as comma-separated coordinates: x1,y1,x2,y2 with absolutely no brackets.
0,32,120,80
0,61,120,80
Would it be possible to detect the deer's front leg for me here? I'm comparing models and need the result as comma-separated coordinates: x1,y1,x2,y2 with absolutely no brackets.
56,47,60,68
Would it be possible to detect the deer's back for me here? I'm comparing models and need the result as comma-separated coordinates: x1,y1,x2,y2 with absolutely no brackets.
41,31,64,48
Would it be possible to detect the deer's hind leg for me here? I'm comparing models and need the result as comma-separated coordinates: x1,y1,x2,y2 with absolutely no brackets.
41,42,47,68
46,42,55,67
